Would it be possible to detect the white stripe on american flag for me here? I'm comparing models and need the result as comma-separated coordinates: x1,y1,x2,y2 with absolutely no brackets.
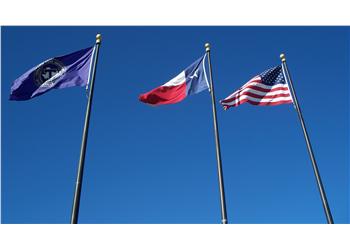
224,86,291,100
223,95,293,106
221,86,291,104
224,78,288,98
222,82,291,102
221,76,293,108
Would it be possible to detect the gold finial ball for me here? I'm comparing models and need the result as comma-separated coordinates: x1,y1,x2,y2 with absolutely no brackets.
280,53,286,62
205,43,210,51
96,34,102,43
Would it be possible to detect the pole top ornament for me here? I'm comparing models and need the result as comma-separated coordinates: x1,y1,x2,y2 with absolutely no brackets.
280,53,286,62
96,34,102,44
205,43,210,52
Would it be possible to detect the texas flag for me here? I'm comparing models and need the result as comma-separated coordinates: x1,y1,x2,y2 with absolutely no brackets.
139,55,209,105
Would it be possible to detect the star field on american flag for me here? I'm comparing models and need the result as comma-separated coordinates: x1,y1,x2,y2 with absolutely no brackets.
260,66,286,85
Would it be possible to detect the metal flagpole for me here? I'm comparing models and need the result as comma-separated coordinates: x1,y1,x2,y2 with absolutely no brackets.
280,53,334,224
70,34,102,224
205,43,228,224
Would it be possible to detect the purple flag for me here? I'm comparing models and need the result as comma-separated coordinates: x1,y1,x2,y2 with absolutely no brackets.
10,46,95,101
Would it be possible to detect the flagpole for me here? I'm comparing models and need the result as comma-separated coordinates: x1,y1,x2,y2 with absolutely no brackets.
280,53,334,224
205,43,228,224
70,34,102,224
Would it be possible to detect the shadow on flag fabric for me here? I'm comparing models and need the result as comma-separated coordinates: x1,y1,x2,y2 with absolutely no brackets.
9,46,95,101
139,54,209,106
220,65,293,109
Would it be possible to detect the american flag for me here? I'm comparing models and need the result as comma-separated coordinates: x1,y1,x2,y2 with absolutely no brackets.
220,65,293,109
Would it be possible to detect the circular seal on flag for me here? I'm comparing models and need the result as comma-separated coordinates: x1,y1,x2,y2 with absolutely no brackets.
34,59,66,87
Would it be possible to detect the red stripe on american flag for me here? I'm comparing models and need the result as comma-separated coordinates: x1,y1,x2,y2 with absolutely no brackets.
221,92,292,104
225,80,290,99
222,99,293,109
244,85,290,93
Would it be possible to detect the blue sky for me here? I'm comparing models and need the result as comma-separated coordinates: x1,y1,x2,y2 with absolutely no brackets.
1,26,349,224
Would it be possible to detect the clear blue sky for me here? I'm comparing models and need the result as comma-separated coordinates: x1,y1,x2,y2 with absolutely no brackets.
1,26,349,224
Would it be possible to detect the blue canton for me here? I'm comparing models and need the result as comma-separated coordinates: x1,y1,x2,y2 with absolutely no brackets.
259,65,286,86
